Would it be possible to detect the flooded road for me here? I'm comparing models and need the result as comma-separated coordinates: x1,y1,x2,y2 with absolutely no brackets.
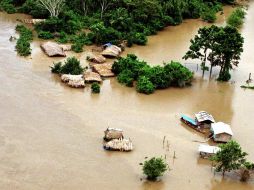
0,2,254,190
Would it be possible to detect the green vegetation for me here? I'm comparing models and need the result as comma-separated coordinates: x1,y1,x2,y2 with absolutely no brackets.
91,82,100,93
15,24,33,56
211,141,254,181
240,85,254,89
227,7,246,28
142,157,168,180
112,54,193,94
1,0,236,50
50,57,84,75
184,25,244,81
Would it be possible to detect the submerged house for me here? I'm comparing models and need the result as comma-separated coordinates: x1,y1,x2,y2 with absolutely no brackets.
195,111,215,128
211,122,233,143
41,42,66,57
198,144,221,158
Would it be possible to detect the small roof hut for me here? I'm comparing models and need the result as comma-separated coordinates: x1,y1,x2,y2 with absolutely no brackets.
104,128,124,141
104,138,133,152
87,53,106,64
61,74,85,88
23,19,45,24
211,122,233,143
195,111,215,128
101,45,122,58
198,144,221,158
84,71,102,83
92,63,115,77
41,42,66,57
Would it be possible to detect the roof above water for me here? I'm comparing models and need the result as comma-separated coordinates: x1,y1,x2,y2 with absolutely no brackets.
195,111,215,123
211,122,233,136
198,144,221,154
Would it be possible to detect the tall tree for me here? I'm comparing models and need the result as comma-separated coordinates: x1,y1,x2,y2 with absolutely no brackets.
38,0,65,17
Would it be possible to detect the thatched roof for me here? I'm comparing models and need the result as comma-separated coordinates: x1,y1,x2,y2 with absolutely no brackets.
101,45,122,58
104,138,133,152
104,128,124,141
23,19,45,24
92,63,115,77
59,44,72,51
61,74,85,88
41,42,66,57
87,53,106,64
84,71,102,83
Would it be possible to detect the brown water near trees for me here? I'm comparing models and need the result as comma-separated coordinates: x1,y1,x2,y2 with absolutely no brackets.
0,3,254,190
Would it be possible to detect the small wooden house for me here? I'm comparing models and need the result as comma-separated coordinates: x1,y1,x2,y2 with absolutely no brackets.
211,122,233,143
104,128,124,141
195,111,215,128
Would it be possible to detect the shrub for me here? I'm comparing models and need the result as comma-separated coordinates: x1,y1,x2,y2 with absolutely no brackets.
133,33,147,45
60,57,84,75
227,8,246,28
50,62,62,74
91,82,100,93
217,71,231,81
38,31,54,39
0,0,16,14
142,157,168,180
164,61,193,87
15,25,33,56
57,32,69,44
201,10,217,23
117,69,134,87
136,76,155,94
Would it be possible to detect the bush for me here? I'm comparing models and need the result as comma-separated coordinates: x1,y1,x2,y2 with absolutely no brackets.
201,10,217,23
91,82,100,93
218,71,231,81
0,0,16,14
38,31,54,39
136,76,155,94
50,62,62,74
227,8,246,28
18,0,48,18
164,61,193,87
15,25,33,56
133,33,147,45
60,57,84,75
117,69,134,87
142,157,168,180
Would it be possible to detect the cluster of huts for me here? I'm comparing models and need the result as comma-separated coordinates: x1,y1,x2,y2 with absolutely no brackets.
40,41,123,88
181,111,234,158
103,128,133,152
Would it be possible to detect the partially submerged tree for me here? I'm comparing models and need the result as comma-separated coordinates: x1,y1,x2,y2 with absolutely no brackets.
38,0,65,17
142,157,168,180
211,140,254,181
184,25,244,81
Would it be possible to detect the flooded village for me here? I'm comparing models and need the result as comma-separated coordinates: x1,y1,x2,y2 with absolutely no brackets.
0,0,254,190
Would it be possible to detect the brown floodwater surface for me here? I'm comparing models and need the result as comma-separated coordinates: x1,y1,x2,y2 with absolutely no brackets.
0,3,254,190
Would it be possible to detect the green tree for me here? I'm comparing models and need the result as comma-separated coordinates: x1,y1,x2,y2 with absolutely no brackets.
142,157,168,180
211,141,247,176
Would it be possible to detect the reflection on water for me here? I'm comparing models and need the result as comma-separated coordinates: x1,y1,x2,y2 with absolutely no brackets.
0,3,254,190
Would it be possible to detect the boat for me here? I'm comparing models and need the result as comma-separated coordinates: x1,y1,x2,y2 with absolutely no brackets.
180,115,206,134
198,144,221,158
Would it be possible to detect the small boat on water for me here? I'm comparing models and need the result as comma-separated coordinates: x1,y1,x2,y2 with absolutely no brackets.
181,115,207,134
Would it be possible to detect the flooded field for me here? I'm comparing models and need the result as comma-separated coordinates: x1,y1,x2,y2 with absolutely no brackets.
0,2,254,190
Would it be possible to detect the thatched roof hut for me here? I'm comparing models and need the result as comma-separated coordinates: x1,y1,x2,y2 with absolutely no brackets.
22,19,46,24
87,53,106,64
61,74,85,88
41,42,66,57
92,63,115,77
104,128,124,141
101,45,122,58
84,71,102,83
104,138,133,152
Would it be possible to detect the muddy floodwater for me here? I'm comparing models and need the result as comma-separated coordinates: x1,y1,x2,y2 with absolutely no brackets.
1,2,254,190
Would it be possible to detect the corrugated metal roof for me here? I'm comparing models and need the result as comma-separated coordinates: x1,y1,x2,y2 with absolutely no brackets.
198,144,221,154
211,122,233,136
195,111,215,123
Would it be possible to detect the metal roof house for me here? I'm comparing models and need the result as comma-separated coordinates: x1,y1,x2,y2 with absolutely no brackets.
195,111,215,128
211,122,233,143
